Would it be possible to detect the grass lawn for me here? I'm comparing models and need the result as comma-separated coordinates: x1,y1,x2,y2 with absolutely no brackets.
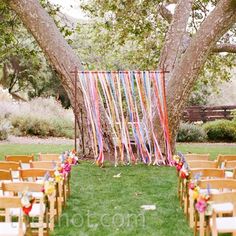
0,144,73,158
177,142,236,160
0,143,236,235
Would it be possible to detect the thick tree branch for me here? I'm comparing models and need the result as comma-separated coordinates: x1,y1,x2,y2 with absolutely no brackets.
158,0,193,73
163,0,236,148
157,4,173,24
213,43,236,53
7,0,114,155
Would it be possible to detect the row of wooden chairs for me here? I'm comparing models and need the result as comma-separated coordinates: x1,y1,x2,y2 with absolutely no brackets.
177,153,236,236
0,153,71,236
184,153,236,168
192,178,236,236
178,154,236,203
5,153,61,163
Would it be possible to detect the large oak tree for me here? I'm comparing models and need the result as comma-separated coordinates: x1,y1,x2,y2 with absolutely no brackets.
5,0,236,155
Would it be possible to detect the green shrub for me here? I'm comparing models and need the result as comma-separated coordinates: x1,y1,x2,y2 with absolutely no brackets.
177,122,207,142
11,116,73,138
0,118,12,140
0,97,74,139
203,119,236,142
232,110,236,121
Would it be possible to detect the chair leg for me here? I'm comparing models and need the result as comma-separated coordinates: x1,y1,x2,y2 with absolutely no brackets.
189,191,194,228
211,228,218,236
63,180,67,208
49,197,55,231
67,174,71,197
178,176,181,198
38,215,44,236
58,183,63,216
205,217,210,236
38,199,44,236
45,208,49,236
194,210,198,236
199,212,205,236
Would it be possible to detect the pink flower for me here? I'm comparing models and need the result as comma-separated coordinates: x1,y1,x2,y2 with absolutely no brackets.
60,163,71,177
64,163,71,173
189,182,195,190
176,163,183,171
195,199,207,213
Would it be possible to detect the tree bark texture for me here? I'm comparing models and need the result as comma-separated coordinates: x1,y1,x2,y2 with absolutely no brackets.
7,0,114,155
157,0,236,152
158,0,193,75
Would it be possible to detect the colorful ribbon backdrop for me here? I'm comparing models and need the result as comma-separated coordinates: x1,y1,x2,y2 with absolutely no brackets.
77,71,173,166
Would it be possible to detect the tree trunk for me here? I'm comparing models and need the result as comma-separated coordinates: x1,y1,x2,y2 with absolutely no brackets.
156,0,236,152
7,0,236,159
7,0,114,156
159,0,193,77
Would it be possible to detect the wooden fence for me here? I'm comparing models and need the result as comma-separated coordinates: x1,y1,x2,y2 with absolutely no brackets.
182,105,236,122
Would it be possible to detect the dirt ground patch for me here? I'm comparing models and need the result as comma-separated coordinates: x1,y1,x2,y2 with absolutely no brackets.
1,136,236,147
0,135,74,145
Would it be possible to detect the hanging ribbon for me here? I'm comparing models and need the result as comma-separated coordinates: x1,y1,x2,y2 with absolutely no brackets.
77,71,173,166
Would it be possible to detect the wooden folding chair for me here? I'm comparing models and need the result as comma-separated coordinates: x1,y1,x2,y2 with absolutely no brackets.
185,154,210,162
187,169,225,228
38,154,71,198
217,154,236,168
0,196,25,236
29,162,65,213
19,168,58,227
178,154,208,198
2,182,49,235
209,192,236,236
180,161,218,210
196,179,236,236
38,153,60,162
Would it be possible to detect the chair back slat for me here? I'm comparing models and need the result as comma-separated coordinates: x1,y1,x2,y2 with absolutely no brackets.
38,153,60,161
30,161,59,169
0,196,22,208
2,182,44,193
0,170,12,181
198,179,236,189
5,155,34,163
210,191,236,208
185,154,210,162
0,161,20,171
190,168,225,179
19,168,54,180
188,160,218,169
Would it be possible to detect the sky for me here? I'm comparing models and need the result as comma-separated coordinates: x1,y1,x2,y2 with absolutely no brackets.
49,1,176,19
49,0,86,19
